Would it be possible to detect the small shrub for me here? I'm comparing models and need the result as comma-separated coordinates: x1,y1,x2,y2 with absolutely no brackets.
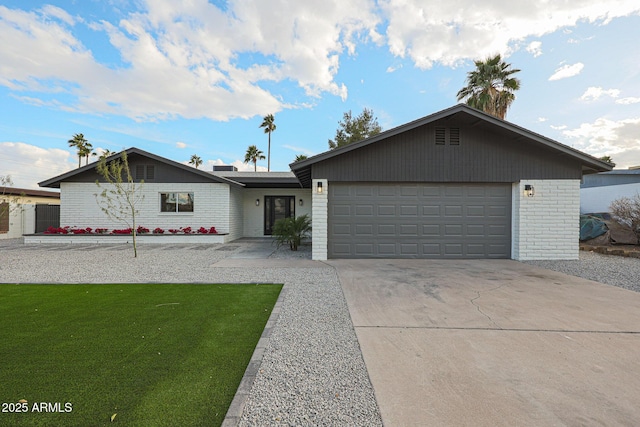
136,226,150,234
182,227,192,234
610,193,640,241
168,229,180,234
272,214,311,251
95,228,108,234
153,227,165,234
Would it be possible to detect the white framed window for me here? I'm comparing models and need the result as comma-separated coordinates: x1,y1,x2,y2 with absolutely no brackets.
160,192,194,213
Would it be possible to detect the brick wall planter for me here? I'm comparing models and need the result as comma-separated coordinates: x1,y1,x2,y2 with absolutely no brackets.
23,233,229,244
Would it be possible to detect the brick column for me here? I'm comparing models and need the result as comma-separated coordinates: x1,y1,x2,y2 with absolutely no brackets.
312,179,328,261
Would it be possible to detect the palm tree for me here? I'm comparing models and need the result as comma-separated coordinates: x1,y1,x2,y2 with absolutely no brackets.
259,114,276,171
189,154,203,169
68,133,88,168
80,141,95,165
244,145,265,172
294,154,308,162
456,54,521,120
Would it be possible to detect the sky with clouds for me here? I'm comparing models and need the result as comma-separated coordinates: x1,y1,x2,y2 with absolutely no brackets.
1,0,639,189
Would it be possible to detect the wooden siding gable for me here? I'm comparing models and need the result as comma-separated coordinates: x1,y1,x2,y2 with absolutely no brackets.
311,120,583,182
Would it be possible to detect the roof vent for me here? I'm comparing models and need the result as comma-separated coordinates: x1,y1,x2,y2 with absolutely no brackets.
629,166,640,170
213,165,238,172
435,127,446,145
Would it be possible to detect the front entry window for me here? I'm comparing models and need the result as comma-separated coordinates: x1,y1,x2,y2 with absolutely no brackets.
264,196,295,235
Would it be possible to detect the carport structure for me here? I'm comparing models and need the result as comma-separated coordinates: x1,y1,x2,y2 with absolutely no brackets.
291,104,612,261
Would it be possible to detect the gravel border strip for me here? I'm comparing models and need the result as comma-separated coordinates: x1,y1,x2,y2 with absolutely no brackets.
222,285,288,427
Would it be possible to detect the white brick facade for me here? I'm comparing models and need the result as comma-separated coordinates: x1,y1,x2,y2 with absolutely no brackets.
512,179,580,260
311,179,328,260
61,182,231,232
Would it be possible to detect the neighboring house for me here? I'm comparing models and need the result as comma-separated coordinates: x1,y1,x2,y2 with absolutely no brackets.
38,149,311,242
0,187,60,239
580,168,640,214
38,104,611,260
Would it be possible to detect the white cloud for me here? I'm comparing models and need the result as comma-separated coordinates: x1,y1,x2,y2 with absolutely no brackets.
580,86,621,101
1,1,639,122
0,142,76,189
379,0,640,69
175,142,187,149
549,62,584,81
527,41,543,57
551,124,567,130
616,97,640,105
563,117,640,167
0,1,380,121
538,117,548,122
386,64,403,73
282,144,316,156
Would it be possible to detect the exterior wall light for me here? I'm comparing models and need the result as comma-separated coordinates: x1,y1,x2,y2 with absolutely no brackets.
299,198,303,206
256,199,260,206
524,184,535,197
317,182,323,194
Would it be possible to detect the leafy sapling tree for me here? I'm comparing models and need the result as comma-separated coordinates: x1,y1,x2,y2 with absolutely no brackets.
94,151,144,257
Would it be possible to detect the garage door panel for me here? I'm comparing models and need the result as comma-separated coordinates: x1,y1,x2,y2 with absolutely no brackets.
355,205,374,216
332,205,351,216
400,205,418,216
422,205,441,216
328,183,511,259
422,224,441,236
399,224,418,236
355,224,373,236
378,205,396,215
378,224,397,235
444,205,463,216
400,186,418,197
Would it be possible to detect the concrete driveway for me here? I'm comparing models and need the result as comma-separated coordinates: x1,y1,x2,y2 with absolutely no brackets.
329,259,640,426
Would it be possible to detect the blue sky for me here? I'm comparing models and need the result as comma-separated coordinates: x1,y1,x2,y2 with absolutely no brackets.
1,0,639,189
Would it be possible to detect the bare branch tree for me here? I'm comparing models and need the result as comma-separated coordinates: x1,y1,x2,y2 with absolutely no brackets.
610,193,640,242
94,151,145,257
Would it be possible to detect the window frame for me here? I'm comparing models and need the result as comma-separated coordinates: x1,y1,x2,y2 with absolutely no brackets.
159,192,194,214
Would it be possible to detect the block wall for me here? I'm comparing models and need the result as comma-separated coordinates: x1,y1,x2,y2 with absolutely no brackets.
60,182,230,232
512,179,580,260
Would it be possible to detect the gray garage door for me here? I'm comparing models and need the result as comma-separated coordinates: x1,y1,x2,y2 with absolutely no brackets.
328,183,511,258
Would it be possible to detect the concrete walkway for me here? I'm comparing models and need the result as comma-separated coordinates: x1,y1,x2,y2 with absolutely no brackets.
329,259,640,426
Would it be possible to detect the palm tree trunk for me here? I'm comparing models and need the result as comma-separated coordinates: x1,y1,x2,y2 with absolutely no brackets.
268,132,271,171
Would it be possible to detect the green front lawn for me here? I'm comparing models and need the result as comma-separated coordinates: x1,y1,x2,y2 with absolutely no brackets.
0,283,282,427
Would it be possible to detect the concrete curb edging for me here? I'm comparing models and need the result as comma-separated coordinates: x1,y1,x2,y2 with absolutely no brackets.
221,285,288,427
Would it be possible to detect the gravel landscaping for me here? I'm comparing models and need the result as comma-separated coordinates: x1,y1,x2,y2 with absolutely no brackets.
0,238,382,427
523,250,640,293
2,237,638,426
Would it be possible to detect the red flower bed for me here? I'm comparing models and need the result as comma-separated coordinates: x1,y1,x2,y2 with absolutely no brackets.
42,225,220,235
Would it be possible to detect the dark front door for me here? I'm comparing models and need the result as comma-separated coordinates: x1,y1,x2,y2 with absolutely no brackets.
264,196,295,235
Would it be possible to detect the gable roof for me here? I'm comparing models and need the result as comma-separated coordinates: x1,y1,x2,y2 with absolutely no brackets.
290,104,613,187
39,147,245,189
